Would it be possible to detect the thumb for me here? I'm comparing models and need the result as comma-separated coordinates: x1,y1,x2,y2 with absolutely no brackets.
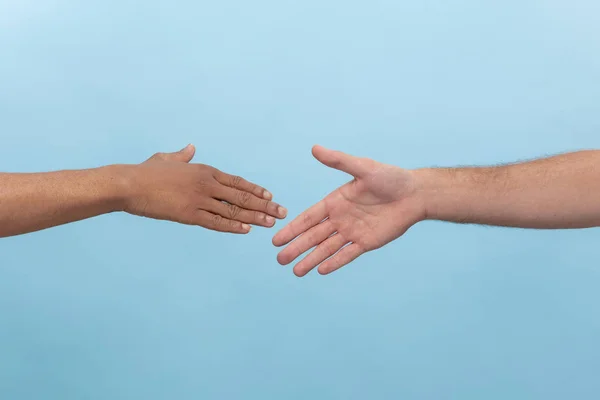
162,144,196,163
312,145,369,177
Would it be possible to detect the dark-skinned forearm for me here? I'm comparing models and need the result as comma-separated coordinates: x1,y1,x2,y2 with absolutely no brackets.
0,165,129,237
414,150,600,229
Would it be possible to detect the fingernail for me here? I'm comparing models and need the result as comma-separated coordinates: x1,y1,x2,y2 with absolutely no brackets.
278,207,287,217
263,190,273,200
242,224,251,232
266,216,275,225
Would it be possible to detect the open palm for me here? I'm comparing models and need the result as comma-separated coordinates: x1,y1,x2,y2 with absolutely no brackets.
273,145,425,277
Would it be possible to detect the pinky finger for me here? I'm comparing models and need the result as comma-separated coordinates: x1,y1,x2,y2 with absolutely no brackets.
317,243,364,275
195,210,252,234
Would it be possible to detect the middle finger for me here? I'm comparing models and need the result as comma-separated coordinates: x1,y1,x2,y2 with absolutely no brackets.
214,186,287,219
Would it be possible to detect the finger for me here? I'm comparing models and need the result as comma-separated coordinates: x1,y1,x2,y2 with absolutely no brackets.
276,219,335,265
152,144,196,163
193,210,251,234
206,200,277,228
312,144,370,178
214,171,273,200
317,243,364,275
214,186,287,219
293,234,348,277
272,201,327,247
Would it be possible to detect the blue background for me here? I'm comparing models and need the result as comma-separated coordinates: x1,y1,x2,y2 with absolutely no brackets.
1,1,600,398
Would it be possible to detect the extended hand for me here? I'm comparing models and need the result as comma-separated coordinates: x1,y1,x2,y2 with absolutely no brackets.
123,144,287,233
273,145,425,276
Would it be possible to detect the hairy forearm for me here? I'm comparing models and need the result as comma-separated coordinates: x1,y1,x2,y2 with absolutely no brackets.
0,166,128,237
414,150,600,229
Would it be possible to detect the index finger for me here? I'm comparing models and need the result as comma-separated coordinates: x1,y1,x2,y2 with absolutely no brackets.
214,171,273,200
272,201,328,247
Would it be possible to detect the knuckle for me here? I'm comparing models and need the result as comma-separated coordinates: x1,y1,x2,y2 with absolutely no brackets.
303,213,313,226
151,152,166,161
329,152,342,166
211,214,223,229
324,240,338,254
259,199,269,211
230,175,243,188
305,231,316,245
360,157,376,169
289,243,301,258
194,181,211,196
237,190,252,206
202,164,217,175
227,204,242,219
181,202,195,216
254,211,265,222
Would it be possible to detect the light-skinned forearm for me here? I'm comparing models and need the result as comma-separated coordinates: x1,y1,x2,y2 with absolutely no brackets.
0,166,128,237
414,150,600,229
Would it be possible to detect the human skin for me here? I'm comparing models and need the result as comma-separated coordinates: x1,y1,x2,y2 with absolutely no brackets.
0,144,287,238
273,145,600,277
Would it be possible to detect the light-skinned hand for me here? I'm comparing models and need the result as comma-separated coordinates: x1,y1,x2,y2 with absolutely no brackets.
273,145,424,276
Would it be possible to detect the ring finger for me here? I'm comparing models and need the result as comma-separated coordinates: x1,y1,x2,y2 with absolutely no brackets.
277,219,335,265
293,233,348,277
207,200,277,228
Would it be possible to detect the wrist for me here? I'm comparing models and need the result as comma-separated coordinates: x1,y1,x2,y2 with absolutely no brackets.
411,167,448,222
98,164,136,213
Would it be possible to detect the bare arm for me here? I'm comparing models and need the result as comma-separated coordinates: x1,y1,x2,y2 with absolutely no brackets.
417,150,600,229
274,146,599,277
0,144,287,238
0,166,126,237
